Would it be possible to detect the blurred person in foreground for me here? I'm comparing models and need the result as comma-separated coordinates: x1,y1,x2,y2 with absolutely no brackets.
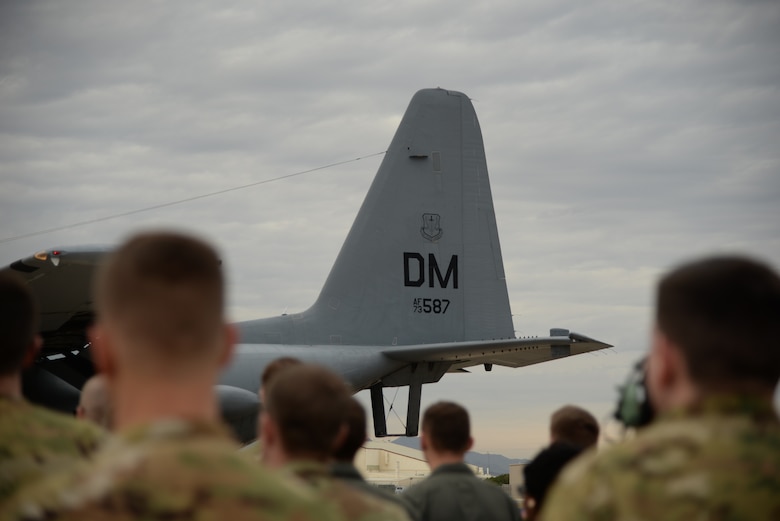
9,231,333,521
520,404,597,519
75,374,113,430
541,256,780,520
0,273,105,505
259,356,302,404
549,405,599,450
402,401,520,521
261,363,411,521
521,443,582,520
239,356,303,457
329,396,420,521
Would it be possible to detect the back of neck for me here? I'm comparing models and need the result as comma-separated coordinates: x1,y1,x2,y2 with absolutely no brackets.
113,378,220,432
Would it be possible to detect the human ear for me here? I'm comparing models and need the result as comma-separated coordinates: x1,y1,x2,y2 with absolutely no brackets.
88,324,116,378
217,324,237,369
21,335,43,368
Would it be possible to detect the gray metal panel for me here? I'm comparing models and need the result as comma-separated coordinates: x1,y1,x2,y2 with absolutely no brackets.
239,88,514,347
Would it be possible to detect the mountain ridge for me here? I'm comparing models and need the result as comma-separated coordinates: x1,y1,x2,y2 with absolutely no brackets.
388,436,529,476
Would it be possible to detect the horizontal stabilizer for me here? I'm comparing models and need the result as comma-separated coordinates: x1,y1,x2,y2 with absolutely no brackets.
382,330,611,370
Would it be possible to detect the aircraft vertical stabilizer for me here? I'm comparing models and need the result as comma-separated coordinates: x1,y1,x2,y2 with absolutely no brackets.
239,89,514,346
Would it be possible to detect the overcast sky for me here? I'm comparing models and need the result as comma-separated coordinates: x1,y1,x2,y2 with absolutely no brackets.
1,0,778,459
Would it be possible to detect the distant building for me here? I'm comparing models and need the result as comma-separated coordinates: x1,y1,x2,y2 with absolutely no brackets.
508,463,528,500
354,440,486,491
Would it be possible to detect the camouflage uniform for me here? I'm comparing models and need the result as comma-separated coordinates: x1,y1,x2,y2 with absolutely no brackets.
0,397,106,504
330,462,421,521
288,460,412,521
7,419,342,521
402,462,520,521
239,438,263,461
540,396,780,521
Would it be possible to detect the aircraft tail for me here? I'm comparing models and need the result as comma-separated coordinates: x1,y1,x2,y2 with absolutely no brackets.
239,88,514,346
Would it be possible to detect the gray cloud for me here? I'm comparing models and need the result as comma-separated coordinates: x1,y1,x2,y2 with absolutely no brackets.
1,0,778,458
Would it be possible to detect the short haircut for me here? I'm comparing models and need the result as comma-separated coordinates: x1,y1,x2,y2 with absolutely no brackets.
656,256,780,392
94,231,224,356
421,401,471,454
550,405,599,449
264,364,352,459
260,357,303,388
332,397,366,462
0,272,38,376
523,442,582,509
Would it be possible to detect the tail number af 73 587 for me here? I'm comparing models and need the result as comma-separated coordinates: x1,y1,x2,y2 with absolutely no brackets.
404,252,457,314
412,297,450,314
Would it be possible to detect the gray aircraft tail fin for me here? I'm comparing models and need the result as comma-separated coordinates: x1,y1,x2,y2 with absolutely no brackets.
239,88,514,346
